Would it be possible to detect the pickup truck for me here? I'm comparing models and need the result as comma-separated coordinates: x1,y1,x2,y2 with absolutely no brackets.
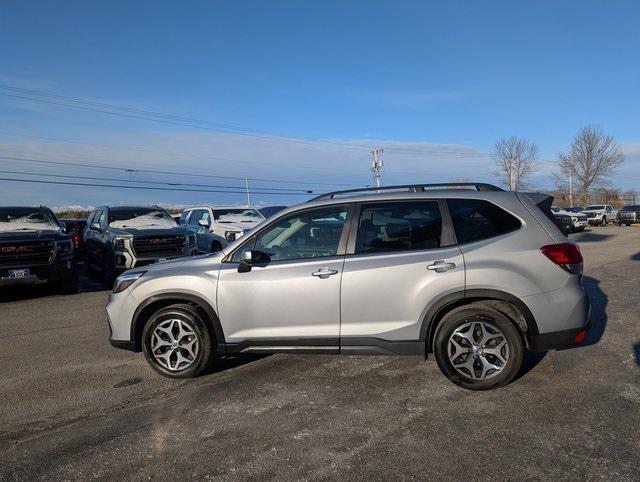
0,206,76,292
582,204,616,226
617,205,640,226
551,207,588,232
84,206,196,285
179,205,265,253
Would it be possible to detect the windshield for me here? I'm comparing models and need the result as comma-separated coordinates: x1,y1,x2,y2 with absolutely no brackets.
212,208,264,223
0,207,60,232
551,207,560,213
622,205,640,211
585,205,604,210
108,208,177,229
565,207,584,213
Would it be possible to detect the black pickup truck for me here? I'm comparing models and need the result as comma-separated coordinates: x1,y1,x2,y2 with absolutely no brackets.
84,206,196,285
0,206,76,292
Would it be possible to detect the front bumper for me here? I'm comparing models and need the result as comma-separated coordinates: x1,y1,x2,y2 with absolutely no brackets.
572,219,588,229
106,289,139,351
113,247,197,272
0,255,75,286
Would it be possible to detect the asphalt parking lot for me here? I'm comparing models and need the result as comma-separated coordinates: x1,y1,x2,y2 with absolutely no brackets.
1,226,639,480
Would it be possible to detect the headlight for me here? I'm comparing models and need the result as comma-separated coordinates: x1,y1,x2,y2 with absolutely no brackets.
113,237,128,250
225,231,239,242
113,270,146,294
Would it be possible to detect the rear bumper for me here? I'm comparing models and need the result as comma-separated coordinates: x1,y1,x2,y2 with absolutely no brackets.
523,278,591,351
529,319,591,351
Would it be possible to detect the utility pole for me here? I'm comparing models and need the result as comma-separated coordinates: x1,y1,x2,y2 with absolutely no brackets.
568,172,573,208
244,176,252,207
370,148,384,189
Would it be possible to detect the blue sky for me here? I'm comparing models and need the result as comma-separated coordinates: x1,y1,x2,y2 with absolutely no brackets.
1,0,639,208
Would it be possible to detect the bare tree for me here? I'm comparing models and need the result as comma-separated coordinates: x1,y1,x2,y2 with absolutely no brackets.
558,126,624,205
492,136,540,190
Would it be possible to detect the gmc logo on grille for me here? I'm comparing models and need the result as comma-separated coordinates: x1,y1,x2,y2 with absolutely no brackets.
1,246,33,253
149,239,161,244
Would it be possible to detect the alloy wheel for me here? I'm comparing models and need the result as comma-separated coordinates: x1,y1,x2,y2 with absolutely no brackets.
447,320,510,380
150,319,199,371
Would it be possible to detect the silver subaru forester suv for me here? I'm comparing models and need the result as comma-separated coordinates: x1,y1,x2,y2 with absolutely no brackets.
107,183,590,390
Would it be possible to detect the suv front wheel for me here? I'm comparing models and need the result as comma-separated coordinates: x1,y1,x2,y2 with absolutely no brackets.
434,305,524,390
142,304,214,378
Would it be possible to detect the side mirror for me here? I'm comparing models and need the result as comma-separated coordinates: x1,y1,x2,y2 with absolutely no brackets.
241,249,253,264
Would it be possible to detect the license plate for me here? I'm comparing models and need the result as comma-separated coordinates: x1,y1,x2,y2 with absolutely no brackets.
8,269,30,279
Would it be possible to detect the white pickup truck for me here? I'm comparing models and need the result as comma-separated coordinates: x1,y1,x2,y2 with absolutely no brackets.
551,207,588,232
179,206,266,253
582,204,617,226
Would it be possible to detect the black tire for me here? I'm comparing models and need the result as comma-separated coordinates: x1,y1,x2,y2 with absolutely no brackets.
625,223,631,227
53,270,78,294
433,305,524,390
142,303,214,379
101,264,116,288
211,241,222,253
601,216,607,226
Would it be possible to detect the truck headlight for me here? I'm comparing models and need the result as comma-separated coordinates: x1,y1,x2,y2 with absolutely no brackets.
113,270,146,294
113,237,128,250
225,231,239,242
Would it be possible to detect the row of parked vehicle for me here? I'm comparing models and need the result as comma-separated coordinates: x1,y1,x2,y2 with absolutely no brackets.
2,198,639,294
550,203,640,233
0,204,286,292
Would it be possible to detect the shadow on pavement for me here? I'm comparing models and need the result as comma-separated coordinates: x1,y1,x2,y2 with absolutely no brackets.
631,252,640,261
0,266,107,303
582,275,608,346
202,354,271,375
634,343,640,368
574,232,614,243
517,350,546,380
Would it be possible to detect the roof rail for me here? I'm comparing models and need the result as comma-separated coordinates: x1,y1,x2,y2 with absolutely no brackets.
310,183,503,201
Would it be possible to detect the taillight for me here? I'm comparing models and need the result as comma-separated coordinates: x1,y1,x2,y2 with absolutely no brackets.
540,243,583,274
72,232,82,248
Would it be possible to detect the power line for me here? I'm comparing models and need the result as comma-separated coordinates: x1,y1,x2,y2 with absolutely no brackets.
0,176,313,196
0,153,364,188
0,130,371,174
0,83,369,152
0,169,315,193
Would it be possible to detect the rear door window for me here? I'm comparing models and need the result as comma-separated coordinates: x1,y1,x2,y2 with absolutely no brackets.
447,199,521,244
355,201,442,254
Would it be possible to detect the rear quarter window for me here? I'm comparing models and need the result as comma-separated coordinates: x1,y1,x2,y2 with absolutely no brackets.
447,199,521,244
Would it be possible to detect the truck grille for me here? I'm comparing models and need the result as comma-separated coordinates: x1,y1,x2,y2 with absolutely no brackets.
586,212,597,218
0,240,55,267
132,235,186,258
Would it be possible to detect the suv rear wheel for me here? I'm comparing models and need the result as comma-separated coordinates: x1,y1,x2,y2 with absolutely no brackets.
434,305,523,390
142,304,214,378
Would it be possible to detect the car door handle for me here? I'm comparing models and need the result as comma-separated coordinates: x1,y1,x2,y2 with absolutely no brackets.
427,260,456,273
312,268,339,278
